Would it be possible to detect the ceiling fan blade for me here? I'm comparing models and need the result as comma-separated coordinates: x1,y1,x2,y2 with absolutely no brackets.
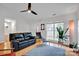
28,3,31,10
20,10,28,12
31,10,37,15
20,3,38,15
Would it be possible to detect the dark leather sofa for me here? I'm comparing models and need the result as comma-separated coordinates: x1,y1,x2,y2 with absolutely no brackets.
9,32,36,51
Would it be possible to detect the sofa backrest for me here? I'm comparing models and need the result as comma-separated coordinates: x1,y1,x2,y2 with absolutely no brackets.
9,32,33,41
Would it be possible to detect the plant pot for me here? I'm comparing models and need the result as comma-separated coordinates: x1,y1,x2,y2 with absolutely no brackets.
69,44,74,48
58,41,63,45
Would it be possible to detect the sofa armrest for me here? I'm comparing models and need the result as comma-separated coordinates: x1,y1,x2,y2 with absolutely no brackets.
30,36,35,39
12,41,19,51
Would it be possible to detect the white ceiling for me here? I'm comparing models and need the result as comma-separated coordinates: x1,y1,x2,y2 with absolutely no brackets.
0,3,79,21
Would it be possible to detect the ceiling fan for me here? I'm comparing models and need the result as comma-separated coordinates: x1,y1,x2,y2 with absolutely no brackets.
20,3,38,15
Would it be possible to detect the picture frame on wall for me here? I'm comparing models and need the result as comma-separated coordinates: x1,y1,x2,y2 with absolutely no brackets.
41,24,45,30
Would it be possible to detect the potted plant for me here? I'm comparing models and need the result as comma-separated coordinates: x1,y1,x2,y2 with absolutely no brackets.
72,42,79,52
56,26,69,44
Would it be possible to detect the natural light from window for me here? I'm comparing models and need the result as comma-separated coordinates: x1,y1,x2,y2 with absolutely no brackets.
46,23,64,42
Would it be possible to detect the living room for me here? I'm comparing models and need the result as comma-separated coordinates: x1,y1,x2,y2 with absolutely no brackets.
0,3,79,56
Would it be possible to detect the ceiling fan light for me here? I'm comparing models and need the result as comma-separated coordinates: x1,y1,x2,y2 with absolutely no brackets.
28,10,31,13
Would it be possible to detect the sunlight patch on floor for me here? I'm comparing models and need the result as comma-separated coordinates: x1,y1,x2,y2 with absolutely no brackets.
43,42,64,49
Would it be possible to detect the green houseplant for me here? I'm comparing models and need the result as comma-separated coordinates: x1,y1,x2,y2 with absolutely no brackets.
72,42,79,52
73,43,78,49
56,26,69,43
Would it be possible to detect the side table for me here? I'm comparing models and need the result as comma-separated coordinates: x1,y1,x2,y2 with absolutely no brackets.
0,48,15,56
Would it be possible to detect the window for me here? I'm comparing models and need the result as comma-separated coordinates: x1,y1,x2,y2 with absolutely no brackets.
46,23,64,42
46,24,54,41
55,23,64,41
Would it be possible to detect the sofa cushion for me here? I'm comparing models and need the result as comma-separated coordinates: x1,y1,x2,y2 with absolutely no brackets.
19,41,28,44
15,34,24,39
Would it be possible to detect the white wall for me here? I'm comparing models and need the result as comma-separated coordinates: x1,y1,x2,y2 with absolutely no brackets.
77,7,79,45
16,19,30,32
0,5,28,41
78,19,79,45
0,5,7,41
27,12,78,44
0,16,4,41
73,16,78,44
0,4,78,45
0,5,17,42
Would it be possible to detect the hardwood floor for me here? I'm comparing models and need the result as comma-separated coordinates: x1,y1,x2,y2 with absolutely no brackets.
15,41,79,56
15,40,43,56
0,39,78,56
45,42,78,56
0,42,4,48
0,39,43,56
0,42,4,55
63,46,78,56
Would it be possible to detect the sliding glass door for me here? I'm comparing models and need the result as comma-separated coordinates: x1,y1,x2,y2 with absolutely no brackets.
46,24,54,41
46,23,64,42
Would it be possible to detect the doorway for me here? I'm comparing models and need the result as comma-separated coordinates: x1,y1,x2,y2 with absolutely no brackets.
4,18,16,49
4,19,16,35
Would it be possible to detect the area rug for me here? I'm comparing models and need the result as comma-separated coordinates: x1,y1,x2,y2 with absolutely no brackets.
26,44,65,56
